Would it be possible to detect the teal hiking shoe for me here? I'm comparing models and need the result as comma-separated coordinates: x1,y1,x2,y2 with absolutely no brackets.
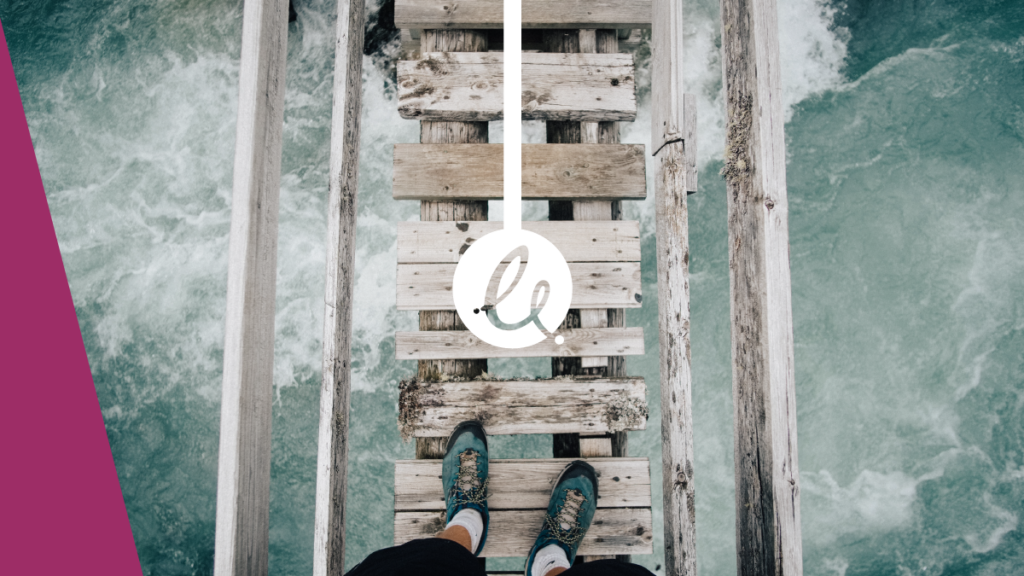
442,421,490,555
524,461,599,574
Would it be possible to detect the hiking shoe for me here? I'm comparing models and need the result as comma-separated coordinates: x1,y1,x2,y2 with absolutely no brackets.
442,420,490,555
524,461,599,573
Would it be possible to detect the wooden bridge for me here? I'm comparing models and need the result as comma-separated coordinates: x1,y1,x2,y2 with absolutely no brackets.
212,0,803,575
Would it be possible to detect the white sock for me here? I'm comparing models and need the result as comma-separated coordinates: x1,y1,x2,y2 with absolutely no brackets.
446,508,484,554
531,543,570,576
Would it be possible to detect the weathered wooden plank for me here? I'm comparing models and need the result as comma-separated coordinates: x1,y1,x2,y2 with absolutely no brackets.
214,1,288,576
397,262,642,311
654,140,697,576
395,0,652,30
395,458,651,510
311,0,365,574
397,220,641,264
398,52,636,122
395,508,653,557
721,0,804,575
395,328,645,360
398,377,648,437
393,143,647,201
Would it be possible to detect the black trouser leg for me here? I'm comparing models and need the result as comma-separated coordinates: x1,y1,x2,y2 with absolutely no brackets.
344,538,486,576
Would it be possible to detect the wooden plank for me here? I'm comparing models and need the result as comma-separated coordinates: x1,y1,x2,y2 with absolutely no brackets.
395,508,653,557
213,1,288,575
393,143,647,201
398,377,648,437
395,0,652,30
721,0,804,575
398,52,636,122
311,0,365,574
397,262,642,311
397,220,641,264
395,458,651,510
395,328,645,360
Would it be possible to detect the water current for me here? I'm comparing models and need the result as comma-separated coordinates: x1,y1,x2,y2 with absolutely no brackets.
2,0,1022,574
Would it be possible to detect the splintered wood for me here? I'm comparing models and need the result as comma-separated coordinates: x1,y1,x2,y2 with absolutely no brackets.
398,377,648,437
398,52,636,122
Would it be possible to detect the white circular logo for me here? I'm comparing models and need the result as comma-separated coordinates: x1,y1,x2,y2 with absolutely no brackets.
453,228,572,349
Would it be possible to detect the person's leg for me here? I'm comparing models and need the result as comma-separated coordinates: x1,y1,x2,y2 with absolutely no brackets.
522,461,656,576
344,538,484,576
441,420,491,555
524,461,599,576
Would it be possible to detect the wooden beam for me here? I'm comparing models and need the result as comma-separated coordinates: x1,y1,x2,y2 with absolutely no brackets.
311,0,365,574
398,377,648,437
393,143,647,201
395,0,652,30
396,328,645,360
397,262,642,311
398,52,637,122
414,30,491,468
213,1,288,575
395,508,653,557
397,220,641,264
395,458,651,510
649,0,698,574
721,0,804,575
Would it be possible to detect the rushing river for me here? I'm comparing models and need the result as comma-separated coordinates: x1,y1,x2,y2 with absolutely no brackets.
2,0,1022,574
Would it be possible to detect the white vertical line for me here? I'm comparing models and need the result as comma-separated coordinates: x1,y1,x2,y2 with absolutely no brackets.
503,0,522,231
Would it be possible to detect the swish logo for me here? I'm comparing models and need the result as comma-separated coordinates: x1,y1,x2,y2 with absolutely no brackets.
453,229,572,349
452,0,571,349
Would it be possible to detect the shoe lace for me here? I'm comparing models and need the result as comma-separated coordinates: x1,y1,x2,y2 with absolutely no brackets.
543,489,587,546
449,450,488,506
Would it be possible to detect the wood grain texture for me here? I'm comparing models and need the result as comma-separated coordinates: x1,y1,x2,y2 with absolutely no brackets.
415,29,490,459
395,508,653,557
395,458,651,510
397,262,642,311
213,1,288,575
395,0,653,30
721,0,804,575
398,377,648,437
398,52,637,122
397,220,641,264
396,328,645,360
313,0,366,574
654,141,697,576
393,144,647,201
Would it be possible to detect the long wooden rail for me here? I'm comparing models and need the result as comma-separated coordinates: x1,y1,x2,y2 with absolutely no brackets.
312,0,366,573
721,0,804,575
213,1,289,576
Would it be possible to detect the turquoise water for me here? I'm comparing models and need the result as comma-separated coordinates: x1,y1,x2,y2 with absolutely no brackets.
3,0,1022,574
